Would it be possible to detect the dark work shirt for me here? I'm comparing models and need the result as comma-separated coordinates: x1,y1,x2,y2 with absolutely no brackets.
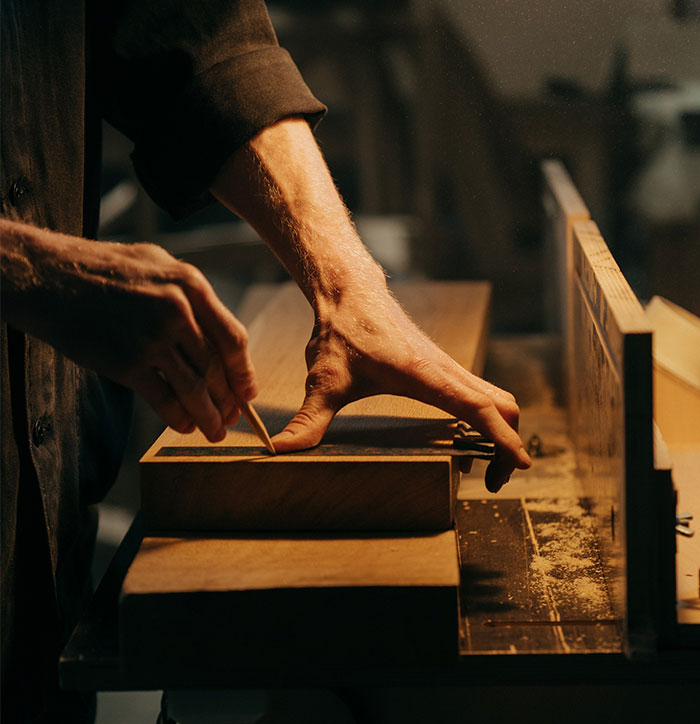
0,1,325,721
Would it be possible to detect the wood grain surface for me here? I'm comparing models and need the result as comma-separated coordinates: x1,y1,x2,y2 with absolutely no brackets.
119,530,460,677
140,281,490,532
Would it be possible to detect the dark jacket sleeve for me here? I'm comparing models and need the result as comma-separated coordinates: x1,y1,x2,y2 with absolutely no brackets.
97,0,326,218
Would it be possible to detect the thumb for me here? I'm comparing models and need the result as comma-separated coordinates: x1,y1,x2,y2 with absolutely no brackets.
271,393,336,453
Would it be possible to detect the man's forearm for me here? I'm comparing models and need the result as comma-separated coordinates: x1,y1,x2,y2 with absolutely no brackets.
1,218,48,324
0,219,81,332
210,117,388,317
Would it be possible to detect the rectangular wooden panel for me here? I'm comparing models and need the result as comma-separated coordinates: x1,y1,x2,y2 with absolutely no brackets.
119,530,460,681
140,281,490,532
570,220,671,656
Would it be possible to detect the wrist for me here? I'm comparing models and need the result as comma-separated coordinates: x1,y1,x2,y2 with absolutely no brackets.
302,243,388,318
311,262,392,327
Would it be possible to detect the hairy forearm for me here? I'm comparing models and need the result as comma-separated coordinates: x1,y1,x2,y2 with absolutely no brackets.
1,219,152,334
210,117,388,317
0,219,68,330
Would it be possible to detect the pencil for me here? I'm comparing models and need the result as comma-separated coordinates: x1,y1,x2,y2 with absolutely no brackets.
239,400,276,455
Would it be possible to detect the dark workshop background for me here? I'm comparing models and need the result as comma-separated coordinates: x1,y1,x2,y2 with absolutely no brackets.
94,1,700,722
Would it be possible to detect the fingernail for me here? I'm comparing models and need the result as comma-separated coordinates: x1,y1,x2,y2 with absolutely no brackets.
519,446,532,467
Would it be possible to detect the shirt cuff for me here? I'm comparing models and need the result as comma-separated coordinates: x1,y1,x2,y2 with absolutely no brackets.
131,47,326,219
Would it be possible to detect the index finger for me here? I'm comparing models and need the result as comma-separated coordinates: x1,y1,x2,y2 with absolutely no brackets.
182,273,258,402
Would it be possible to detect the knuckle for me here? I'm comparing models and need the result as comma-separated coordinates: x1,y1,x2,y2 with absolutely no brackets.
229,368,254,389
179,262,208,289
133,241,165,257
413,356,436,377
306,363,343,394
229,324,248,349
472,392,495,415
292,408,317,427
505,399,520,420
168,408,193,432
498,398,520,428
160,284,191,319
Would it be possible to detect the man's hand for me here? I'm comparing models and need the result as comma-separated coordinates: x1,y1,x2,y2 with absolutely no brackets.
0,219,256,442
270,285,530,490
211,117,531,490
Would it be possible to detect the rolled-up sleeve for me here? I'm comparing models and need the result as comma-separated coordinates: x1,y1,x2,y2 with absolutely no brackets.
99,0,326,218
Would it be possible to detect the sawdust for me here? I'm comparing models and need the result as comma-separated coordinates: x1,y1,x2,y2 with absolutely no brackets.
530,555,553,574
525,498,586,517
525,498,611,617
570,577,609,609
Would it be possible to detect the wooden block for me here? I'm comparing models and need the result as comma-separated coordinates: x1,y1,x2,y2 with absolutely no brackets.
140,281,491,532
119,530,460,680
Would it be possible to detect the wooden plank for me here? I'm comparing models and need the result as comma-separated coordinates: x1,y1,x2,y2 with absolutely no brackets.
119,530,460,681
541,160,590,428
646,296,700,447
140,281,490,532
570,220,660,656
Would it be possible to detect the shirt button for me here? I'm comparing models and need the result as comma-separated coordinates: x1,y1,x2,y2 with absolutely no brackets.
5,176,32,207
32,415,51,446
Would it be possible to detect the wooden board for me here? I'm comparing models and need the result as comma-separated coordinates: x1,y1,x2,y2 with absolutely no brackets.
569,220,674,656
140,281,491,532
646,295,700,447
119,530,460,680
541,160,590,419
